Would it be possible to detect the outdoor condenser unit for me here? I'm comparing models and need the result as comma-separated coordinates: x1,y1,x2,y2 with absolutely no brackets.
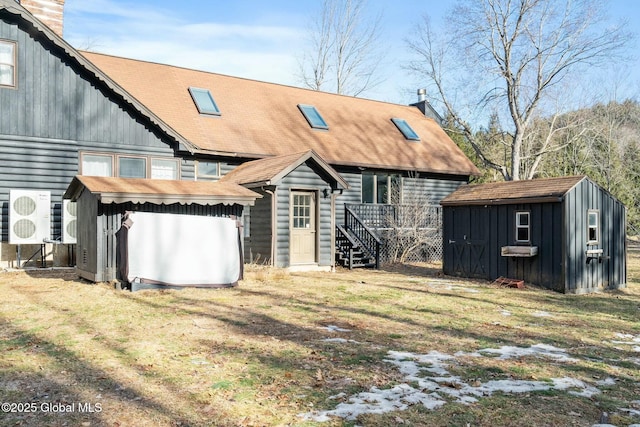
62,199,77,244
9,190,51,244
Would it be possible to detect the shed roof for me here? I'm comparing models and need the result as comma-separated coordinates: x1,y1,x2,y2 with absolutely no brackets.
220,150,349,189
64,176,260,206
441,176,587,206
79,51,480,177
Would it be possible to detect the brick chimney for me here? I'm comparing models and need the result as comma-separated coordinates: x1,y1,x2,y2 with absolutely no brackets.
19,0,65,38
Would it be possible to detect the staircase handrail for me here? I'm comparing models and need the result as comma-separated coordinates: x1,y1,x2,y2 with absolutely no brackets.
345,205,381,268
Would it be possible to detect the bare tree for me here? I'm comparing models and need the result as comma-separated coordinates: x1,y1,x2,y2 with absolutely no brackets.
298,0,384,96
407,0,632,180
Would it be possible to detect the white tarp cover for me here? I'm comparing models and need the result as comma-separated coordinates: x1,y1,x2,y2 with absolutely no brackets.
126,212,241,286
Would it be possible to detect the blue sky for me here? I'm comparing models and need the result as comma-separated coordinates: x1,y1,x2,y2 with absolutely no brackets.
62,0,640,107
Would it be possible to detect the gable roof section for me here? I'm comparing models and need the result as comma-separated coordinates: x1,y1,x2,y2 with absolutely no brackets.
441,176,587,206
64,175,260,206
80,51,481,177
220,150,349,189
1,0,479,177
0,0,196,152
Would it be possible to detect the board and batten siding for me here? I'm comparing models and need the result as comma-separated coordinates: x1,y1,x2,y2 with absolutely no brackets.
0,17,177,258
563,178,626,293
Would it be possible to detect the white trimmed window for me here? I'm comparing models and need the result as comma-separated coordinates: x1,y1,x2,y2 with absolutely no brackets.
0,40,16,87
587,210,599,244
515,211,530,243
80,152,179,179
196,161,220,181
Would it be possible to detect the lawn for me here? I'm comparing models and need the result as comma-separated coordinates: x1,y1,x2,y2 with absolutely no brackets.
0,257,639,427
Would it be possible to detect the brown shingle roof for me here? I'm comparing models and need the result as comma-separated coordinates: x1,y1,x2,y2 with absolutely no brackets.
441,176,586,206
80,51,480,177
220,150,349,189
64,175,260,206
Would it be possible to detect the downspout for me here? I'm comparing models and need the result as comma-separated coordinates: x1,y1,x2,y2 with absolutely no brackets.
265,188,277,267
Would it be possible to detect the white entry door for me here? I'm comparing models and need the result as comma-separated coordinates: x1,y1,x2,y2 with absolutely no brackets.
290,191,316,264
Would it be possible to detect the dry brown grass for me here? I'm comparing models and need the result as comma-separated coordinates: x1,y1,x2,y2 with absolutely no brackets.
0,258,639,427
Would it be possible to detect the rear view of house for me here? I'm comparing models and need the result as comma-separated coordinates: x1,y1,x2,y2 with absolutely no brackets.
0,0,480,276
441,176,626,294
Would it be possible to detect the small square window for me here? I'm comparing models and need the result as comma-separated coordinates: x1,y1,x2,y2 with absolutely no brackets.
391,118,420,141
0,40,16,87
151,158,179,180
189,87,220,116
298,104,328,129
81,153,113,176
196,161,220,180
515,211,530,243
587,210,599,244
119,157,146,178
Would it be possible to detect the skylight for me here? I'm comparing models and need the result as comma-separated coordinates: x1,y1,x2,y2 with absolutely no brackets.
188,87,220,116
298,104,328,130
391,118,420,141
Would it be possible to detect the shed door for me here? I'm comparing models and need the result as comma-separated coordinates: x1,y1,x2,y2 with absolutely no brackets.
290,191,316,264
448,207,489,278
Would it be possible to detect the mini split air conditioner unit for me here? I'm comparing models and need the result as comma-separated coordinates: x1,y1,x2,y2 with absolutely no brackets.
9,190,51,244
62,199,77,244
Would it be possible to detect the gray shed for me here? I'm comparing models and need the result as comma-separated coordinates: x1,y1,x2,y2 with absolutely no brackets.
441,176,626,294
64,176,260,287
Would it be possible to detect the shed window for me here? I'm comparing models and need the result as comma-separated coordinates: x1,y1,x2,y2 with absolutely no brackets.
196,161,220,181
391,118,420,141
587,210,599,244
0,40,16,87
515,211,530,243
189,87,220,116
298,104,328,130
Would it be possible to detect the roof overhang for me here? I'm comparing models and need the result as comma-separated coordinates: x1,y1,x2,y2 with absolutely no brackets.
441,196,564,207
221,150,350,190
64,176,261,206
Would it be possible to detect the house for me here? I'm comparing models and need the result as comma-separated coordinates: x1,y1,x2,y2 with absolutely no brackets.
441,176,626,294
0,0,480,275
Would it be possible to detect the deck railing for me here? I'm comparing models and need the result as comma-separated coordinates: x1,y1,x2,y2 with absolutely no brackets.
346,204,442,229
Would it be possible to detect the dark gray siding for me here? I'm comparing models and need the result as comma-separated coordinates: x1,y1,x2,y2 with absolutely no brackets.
443,202,565,290
245,189,273,264
335,170,466,226
0,18,176,247
443,178,626,293
277,162,333,268
564,179,626,293
402,176,465,204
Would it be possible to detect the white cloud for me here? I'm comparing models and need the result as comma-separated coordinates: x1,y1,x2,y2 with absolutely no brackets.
64,0,305,86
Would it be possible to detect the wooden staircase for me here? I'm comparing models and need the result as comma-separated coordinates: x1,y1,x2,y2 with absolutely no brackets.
335,206,380,269
335,225,377,269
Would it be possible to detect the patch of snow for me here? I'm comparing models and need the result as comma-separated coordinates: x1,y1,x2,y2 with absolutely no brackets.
532,311,553,317
595,377,616,386
478,343,579,362
501,310,512,316
321,325,352,332
611,333,640,352
301,344,600,423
